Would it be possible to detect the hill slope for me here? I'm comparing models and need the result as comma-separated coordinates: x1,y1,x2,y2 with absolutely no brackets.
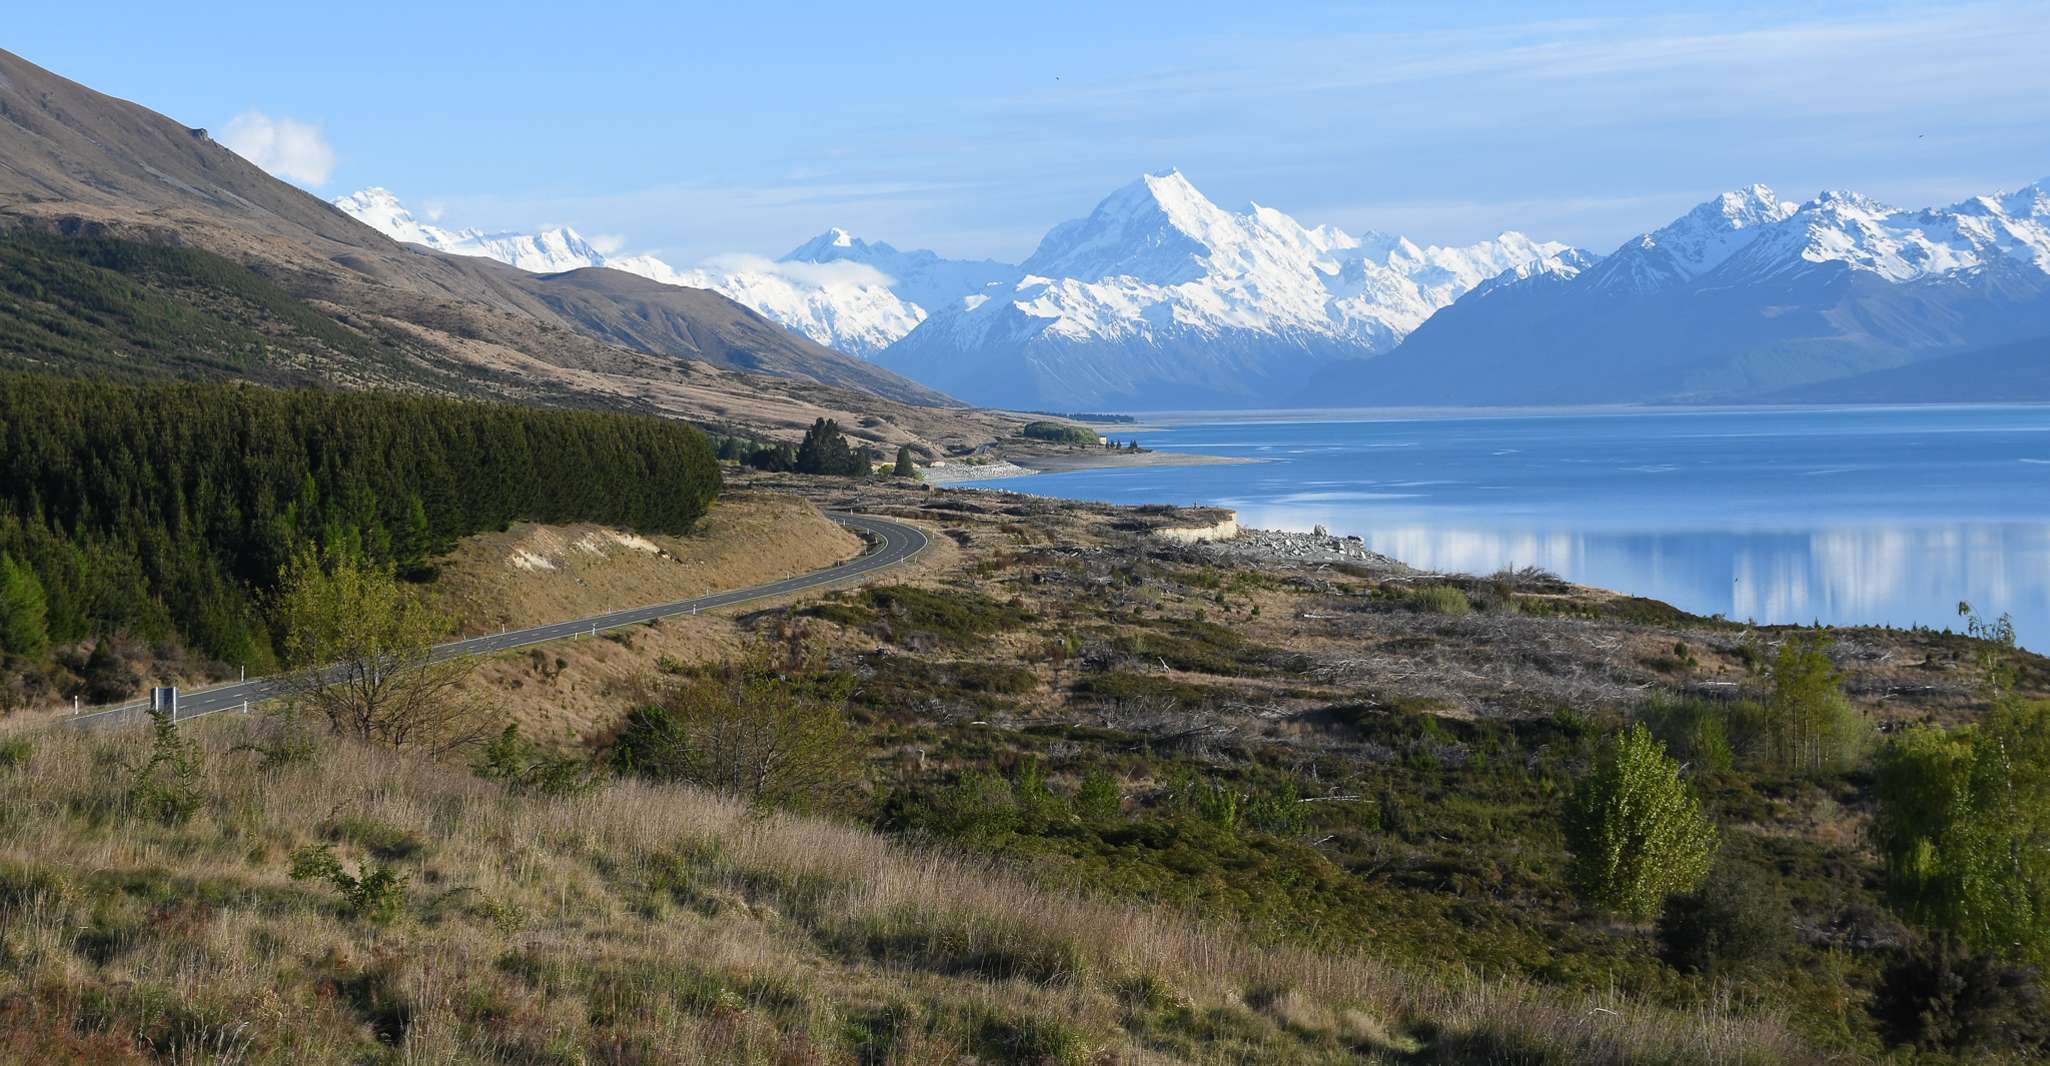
0,48,953,413
1764,334,2050,403
0,722,1796,1064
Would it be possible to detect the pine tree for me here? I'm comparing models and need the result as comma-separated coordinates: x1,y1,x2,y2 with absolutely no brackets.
0,552,49,659
795,418,867,477
893,445,917,478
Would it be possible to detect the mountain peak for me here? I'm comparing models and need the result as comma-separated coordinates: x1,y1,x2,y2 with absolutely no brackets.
782,227,882,263
1701,184,1790,229
1804,188,1889,215
1020,169,1240,284
335,186,403,210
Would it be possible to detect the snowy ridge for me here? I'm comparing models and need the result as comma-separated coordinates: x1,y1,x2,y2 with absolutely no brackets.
1718,179,2050,283
876,170,1576,407
1580,184,1797,295
333,188,968,356
330,188,611,274
778,228,1015,315
1463,247,1605,301
1579,178,2050,295
1308,175,2050,409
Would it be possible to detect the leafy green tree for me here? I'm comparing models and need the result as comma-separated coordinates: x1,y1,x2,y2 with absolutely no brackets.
275,546,481,754
1563,724,1717,919
1764,629,1868,773
618,639,858,811
0,552,49,659
1873,701,2050,965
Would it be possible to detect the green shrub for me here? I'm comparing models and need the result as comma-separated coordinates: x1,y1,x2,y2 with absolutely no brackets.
1019,421,1098,446
922,770,1023,841
0,738,30,774
1403,584,1472,616
1656,863,1791,974
610,703,693,781
611,641,857,812
127,708,204,826
474,724,593,797
288,843,407,924
862,585,1030,647
1635,694,1735,775
1075,769,1123,822
1562,724,1717,919
1874,936,2050,1054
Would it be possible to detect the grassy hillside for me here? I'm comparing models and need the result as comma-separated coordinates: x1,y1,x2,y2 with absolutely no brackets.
0,721,1792,1064
0,228,433,387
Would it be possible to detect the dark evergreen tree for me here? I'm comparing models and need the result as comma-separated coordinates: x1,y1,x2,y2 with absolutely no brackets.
0,372,721,669
0,553,49,658
893,445,917,478
794,418,870,477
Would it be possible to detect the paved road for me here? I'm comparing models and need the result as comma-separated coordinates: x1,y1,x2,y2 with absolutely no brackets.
66,512,927,730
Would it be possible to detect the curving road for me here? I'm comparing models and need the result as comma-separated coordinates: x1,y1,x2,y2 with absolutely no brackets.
66,512,927,730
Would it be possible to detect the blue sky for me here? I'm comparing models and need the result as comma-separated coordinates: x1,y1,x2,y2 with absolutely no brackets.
10,1,2047,264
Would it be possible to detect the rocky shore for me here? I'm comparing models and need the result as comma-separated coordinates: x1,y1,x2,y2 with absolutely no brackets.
1199,525,1410,572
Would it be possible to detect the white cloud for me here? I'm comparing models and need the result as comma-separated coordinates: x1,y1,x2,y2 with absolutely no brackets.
588,233,628,255
219,111,337,186
700,252,896,289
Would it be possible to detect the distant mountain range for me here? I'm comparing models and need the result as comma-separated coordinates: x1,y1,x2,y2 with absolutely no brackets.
333,191,1006,357
344,172,1580,408
877,171,1574,408
339,169,2050,410
1308,180,2050,406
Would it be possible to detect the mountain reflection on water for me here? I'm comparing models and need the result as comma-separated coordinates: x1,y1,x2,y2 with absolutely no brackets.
962,406,2050,649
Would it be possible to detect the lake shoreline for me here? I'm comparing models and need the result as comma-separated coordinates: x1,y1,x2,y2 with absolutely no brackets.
922,448,1257,485
936,407,2050,648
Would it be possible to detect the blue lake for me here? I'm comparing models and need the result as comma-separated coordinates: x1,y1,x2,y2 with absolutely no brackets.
961,406,2050,650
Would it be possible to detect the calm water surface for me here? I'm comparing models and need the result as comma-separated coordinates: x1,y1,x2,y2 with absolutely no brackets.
961,406,2050,649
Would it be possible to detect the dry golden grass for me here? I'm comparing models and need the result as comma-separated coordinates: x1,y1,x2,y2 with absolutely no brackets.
429,492,864,635
0,717,1798,1064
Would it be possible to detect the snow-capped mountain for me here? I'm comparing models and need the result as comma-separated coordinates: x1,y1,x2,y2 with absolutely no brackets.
779,229,1015,317
1308,177,2050,406
875,170,1575,409
330,188,612,274
332,188,1000,357
1578,184,1797,295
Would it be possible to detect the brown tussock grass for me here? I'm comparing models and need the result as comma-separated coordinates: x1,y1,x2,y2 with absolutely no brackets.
0,718,1798,1064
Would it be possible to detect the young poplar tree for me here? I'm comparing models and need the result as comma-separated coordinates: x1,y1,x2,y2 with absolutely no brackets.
275,546,482,754
1564,724,1718,919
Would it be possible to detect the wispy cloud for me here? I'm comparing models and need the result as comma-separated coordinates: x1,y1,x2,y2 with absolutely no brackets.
218,111,336,186
701,254,898,288
385,2,2049,260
